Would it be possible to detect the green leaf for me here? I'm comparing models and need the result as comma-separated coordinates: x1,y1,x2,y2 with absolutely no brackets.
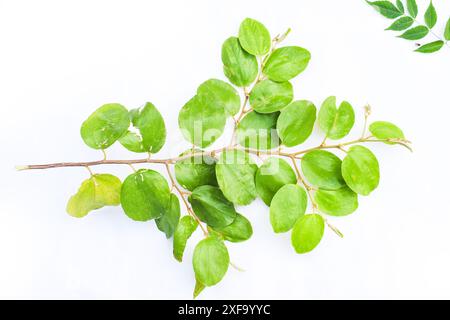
215,150,258,205
445,18,450,41
212,213,253,242
193,236,229,287
301,150,345,190
175,150,217,191
236,111,280,150
315,186,359,216
342,146,380,196
193,279,205,298
415,40,444,53
197,79,241,116
398,26,429,40
270,184,307,233
80,103,129,150
255,157,297,206
369,121,405,142
173,216,198,262
291,214,324,254
367,1,403,19
238,18,271,56
222,37,258,87
277,100,316,147
189,185,237,228
249,80,293,113
120,169,171,221
119,102,166,154
385,16,414,31
155,194,180,238
318,96,355,140
67,174,121,218
263,46,311,82
396,0,404,13
406,0,418,18
178,95,226,148
424,1,437,29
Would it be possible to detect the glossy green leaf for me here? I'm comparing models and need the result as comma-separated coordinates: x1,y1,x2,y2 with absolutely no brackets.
318,96,355,140
155,194,180,238
255,157,297,206
386,16,414,31
315,186,358,216
407,0,418,18
173,216,198,262
236,111,280,150
270,184,307,233
398,26,429,40
215,150,258,205
369,121,405,142
175,150,217,191
291,214,324,254
415,40,444,53
238,18,271,56
120,169,171,221
213,213,253,242
178,95,226,148
277,100,316,147
445,18,450,41
367,1,402,19
263,46,311,82
80,103,129,150
342,146,380,196
424,1,437,29
249,80,293,113
193,279,205,298
67,174,121,218
119,102,166,153
222,37,258,87
193,237,229,287
189,185,237,228
197,79,241,116
301,150,345,190
396,0,404,13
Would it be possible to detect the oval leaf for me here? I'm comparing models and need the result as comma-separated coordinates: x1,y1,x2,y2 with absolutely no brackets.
270,184,307,233
155,193,180,238
445,18,450,41
236,111,280,150
315,186,359,216
301,150,345,190
291,214,324,254
120,169,171,221
318,96,355,140
212,213,253,243
424,1,437,29
173,216,198,262
396,0,404,13
386,16,414,31
341,146,380,196
193,237,229,287
415,40,444,53
277,100,316,147
80,103,129,150
407,0,418,18
222,37,258,87
369,121,405,142
238,18,271,56
398,26,429,40
249,80,293,113
175,150,217,191
263,46,311,82
197,79,241,116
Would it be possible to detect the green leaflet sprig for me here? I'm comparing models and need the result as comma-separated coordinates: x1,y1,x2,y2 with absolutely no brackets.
17,18,411,298
368,0,450,53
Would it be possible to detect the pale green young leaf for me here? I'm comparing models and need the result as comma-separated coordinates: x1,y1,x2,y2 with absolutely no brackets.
445,18,450,40
193,237,229,287
80,103,129,150
406,0,418,18
178,95,226,148
238,18,271,56
197,79,241,116
318,96,355,140
301,150,345,190
415,40,444,53
222,37,258,87
367,1,403,19
249,80,293,113
262,46,311,82
342,146,380,196
67,174,121,218
189,185,237,228
291,214,324,254
369,121,405,142
270,184,307,233
398,26,429,40
277,100,316,147
155,193,180,238
385,16,414,31
236,111,280,150
215,150,258,205
315,186,359,216
120,169,171,221
424,1,437,29
255,157,297,206
175,150,217,191
212,213,253,243
173,216,198,262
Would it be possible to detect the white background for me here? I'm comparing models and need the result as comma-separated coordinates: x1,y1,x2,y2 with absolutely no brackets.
0,0,449,299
